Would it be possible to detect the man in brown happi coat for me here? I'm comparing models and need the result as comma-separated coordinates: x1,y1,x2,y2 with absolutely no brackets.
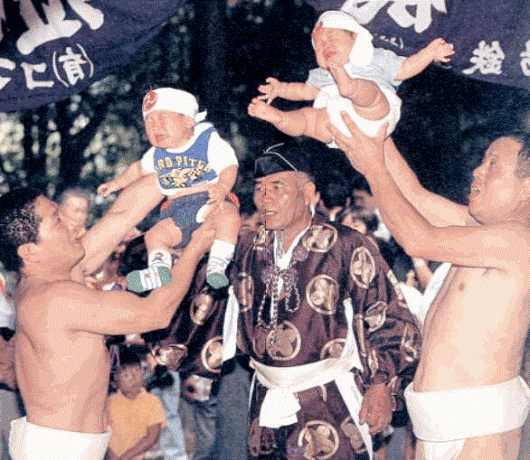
224,141,421,459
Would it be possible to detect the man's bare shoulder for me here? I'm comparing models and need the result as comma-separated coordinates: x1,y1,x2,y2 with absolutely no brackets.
18,279,93,327
445,219,530,273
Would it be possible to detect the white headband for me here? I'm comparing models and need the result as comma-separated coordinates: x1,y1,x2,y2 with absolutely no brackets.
142,88,207,122
314,10,374,68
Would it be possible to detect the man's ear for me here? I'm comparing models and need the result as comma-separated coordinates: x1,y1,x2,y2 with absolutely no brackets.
303,181,318,207
17,242,39,264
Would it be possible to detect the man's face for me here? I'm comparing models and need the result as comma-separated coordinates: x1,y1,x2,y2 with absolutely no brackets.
254,171,313,238
144,110,194,149
468,137,526,224
59,195,89,237
313,26,355,69
35,196,85,268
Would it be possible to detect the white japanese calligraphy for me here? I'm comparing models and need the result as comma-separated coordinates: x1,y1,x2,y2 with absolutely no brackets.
16,0,104,55
0,58,15,90
341,0,447,33
463,40,505,76
521,40,530,77
21,62,53,89
53,45,93,86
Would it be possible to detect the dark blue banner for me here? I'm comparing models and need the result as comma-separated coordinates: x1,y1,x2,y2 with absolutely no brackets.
307,0,530,91
0,0,185,113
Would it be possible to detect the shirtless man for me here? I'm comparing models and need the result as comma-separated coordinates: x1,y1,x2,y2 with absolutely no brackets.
329,116,530,460
0,180,214,460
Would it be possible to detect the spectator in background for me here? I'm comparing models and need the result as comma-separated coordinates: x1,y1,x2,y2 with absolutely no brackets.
106,347,166,460
339,204,397,271
57,187,92,238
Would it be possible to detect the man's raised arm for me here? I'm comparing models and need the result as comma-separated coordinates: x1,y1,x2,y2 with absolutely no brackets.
329,115,530,270
79,174,162,275
383,138,470,227
60,220,216,336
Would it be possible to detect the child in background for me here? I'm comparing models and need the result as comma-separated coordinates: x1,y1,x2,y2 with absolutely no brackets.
98,87,240,293
248,9,454,146
106,347,166,460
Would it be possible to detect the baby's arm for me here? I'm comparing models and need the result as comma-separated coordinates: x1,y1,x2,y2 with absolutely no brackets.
396,38,454,81
97,160,145,197
257,77,319,104
208,164,237,205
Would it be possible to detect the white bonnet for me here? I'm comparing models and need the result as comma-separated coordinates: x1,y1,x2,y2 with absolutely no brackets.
142,88,207,122
314,10,374,67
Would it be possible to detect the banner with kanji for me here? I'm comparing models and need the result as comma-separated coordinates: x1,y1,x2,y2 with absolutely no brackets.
0,0,185,113
307,0,530,91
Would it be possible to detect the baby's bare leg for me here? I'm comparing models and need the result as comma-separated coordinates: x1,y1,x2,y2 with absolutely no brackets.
212,202,241,244
249,96,333,144
127,218,183,293
144,218,183,254
330,66,389,121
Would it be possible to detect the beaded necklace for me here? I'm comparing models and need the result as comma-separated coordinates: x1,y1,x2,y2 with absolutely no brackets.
256,231,309,343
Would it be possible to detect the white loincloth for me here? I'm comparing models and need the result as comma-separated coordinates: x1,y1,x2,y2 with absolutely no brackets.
9,417,111,460
314,81,401,146
405,376,530,460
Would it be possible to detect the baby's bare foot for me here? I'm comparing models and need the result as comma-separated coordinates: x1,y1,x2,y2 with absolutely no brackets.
248,98,284,124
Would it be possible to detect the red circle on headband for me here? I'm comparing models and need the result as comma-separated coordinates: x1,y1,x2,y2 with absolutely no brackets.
143,91,157,112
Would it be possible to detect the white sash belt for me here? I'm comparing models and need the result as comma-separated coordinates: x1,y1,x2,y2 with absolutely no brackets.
251,357,373,459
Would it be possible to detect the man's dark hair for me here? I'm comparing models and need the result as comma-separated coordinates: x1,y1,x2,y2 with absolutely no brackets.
117,345,143,369
0,188,43,272
509,131,530,179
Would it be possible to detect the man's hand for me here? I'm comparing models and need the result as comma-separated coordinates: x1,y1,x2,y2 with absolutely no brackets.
257,77,281,104
327,112,387,176
359,382,393,434
207,183,227,207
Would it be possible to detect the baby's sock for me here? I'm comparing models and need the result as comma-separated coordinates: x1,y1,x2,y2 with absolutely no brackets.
206,239,235,289
127,249,172,293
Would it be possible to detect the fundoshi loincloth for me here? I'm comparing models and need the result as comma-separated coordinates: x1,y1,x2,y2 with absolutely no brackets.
9,417,112,460
404,376,530,460
314,80,401,146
